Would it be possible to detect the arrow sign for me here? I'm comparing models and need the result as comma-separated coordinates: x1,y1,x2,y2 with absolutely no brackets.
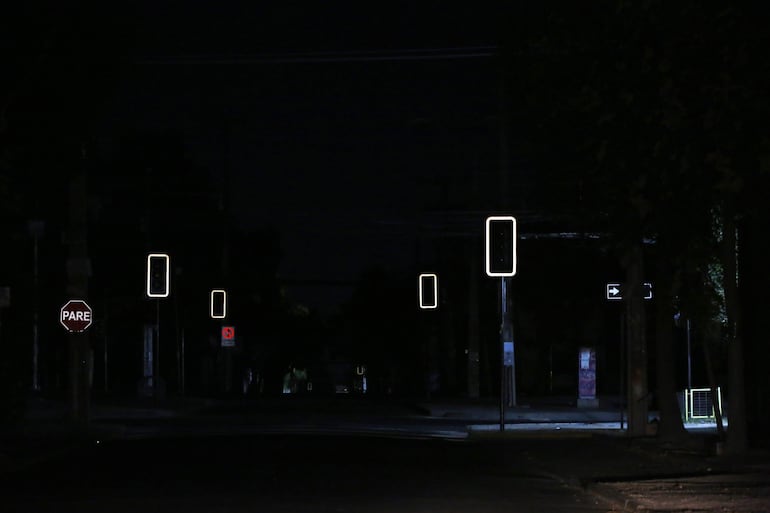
606,282,653,301
606,283,622,300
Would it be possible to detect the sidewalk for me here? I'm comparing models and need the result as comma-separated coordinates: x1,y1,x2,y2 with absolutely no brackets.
508,432,770,512
415,396,729,434
414,397,770,511
0,393,719,437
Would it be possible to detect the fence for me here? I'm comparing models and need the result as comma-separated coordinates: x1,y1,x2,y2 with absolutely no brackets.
683,387,722,421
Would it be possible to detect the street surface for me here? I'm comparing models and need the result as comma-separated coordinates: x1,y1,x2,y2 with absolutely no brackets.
3,395,769,512
3,434,614,513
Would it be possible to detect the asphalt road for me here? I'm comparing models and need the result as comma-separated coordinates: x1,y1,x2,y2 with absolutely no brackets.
2,433,616,513
5,395,770,512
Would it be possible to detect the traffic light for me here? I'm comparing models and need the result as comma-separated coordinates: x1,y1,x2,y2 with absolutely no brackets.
210,289,227,319
146,253,170,298
485,216,517,277
418,273,438,309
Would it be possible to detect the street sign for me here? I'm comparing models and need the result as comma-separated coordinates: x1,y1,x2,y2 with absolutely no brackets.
60,299,93,332
418,273,438,309
606,283,623,300
606,282,653,300
221,326,235,347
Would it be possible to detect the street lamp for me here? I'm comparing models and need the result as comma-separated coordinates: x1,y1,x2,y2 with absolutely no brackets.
28,220,45,392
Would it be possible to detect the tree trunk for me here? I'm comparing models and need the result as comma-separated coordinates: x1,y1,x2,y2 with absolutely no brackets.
441,279,457,394
701,331,725,439
654,256,687,441
623,242,648,437
722,213,747,454
467,243,480,398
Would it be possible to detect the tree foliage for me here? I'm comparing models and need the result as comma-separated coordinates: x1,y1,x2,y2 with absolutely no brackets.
501,1,770,446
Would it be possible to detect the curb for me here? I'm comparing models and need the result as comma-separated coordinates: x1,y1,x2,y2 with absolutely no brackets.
528,467,646,512
583,481,647,512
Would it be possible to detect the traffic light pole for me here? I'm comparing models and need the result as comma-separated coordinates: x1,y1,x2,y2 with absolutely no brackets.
499,277,516,430
155,298,160,397
485,216,517,431
499,277,505,432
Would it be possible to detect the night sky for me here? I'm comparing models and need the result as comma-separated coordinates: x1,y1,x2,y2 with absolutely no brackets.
88,2,504,311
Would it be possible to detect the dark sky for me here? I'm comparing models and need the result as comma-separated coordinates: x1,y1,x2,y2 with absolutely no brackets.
89,3,505,311
0,1,509,313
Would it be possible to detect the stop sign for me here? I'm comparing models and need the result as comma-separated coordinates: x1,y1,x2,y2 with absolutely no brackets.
60,299,93,333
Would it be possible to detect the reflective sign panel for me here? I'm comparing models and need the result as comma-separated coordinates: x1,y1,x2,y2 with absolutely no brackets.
606,283,622,300
210,289,227,319
485,216,517,277
221,326,235,347
146,253,170,298
419,273,438,309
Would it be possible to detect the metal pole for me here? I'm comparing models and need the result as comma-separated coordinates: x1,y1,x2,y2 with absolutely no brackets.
174,268,181,394
619,311,625,430
32,231,40,392
549,344,553,393
155,298,160,396
499,276,505,432
181,328,185,396
104,335,109,393
509,287,516,408
67,159,90,426
686,318,692,390
176,300,181,394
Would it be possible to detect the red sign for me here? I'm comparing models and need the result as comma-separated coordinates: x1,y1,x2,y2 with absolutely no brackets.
60,299,93,333
221,326,235,347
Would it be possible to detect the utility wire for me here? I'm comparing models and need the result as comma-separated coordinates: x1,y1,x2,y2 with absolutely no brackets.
137,46,499,65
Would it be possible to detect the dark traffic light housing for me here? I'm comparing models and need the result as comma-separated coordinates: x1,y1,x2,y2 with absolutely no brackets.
210,289,227,319
485,216,517,277
146,253,170,297
418,273,438,309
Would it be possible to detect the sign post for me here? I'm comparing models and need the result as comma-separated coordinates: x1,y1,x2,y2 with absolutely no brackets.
605,280,653,432
60,298,93,425
221,326,235,394
485,216,517,432
145,253,170,398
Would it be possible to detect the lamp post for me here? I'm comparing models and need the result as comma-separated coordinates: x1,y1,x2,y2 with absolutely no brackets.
28,220,45,392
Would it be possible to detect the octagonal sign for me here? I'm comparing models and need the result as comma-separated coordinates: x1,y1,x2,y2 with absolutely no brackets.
60,299,93,333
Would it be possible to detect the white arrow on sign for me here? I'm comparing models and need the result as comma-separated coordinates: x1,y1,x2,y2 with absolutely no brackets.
606,282,653,300
606,283,622,300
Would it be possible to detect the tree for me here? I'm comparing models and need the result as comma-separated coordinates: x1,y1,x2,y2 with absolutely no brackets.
500,1,769,447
